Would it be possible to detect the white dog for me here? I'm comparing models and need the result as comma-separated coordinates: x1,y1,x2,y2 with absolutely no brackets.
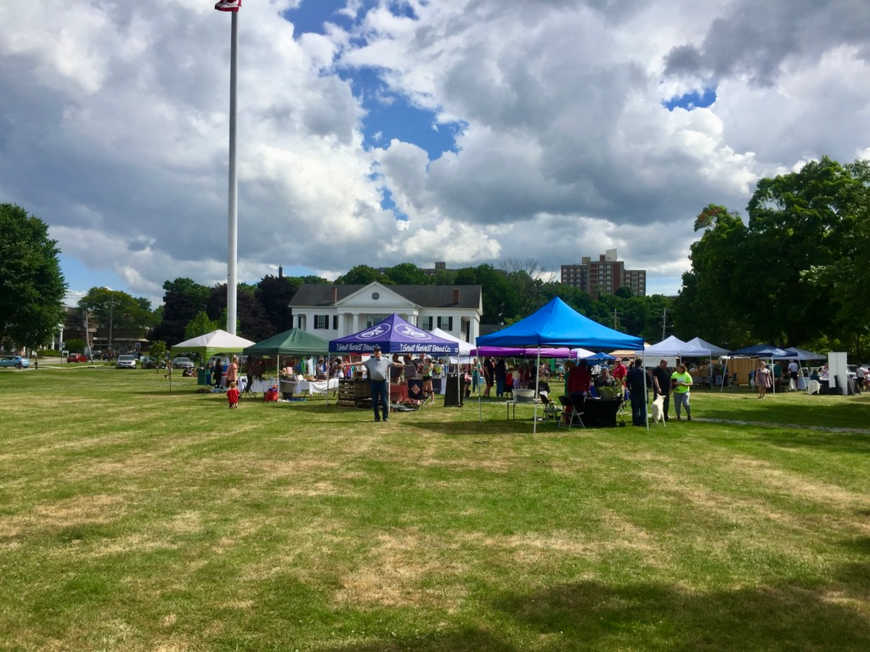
649,394,666,426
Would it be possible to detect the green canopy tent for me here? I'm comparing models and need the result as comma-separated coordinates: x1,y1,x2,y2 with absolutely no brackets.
243,328,330,357
244,329,332,400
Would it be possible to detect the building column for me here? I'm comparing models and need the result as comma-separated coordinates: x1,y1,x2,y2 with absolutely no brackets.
351,313,359,333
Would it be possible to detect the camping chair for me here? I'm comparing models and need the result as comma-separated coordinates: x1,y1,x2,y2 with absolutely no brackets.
558,394,585,428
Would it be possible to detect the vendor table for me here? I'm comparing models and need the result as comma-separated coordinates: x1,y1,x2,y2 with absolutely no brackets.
280,378,338,396
582,398,623,427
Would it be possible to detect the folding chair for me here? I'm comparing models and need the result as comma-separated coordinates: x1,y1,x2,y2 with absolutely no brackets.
558,395,585,428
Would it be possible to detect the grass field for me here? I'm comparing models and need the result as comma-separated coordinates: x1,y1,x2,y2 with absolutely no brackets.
1,367,868,650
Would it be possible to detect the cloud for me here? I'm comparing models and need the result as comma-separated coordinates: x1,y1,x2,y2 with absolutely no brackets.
663,0,870,85
2,0,868,304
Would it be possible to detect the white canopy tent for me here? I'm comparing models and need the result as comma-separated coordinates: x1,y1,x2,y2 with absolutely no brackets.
430,327,475,363
686,337,729,357
170,329,255,359
644,335,694,358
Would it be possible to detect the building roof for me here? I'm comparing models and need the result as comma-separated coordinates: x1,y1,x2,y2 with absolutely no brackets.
290,284,482,309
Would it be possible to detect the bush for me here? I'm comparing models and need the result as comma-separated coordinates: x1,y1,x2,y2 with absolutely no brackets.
65,338,85,353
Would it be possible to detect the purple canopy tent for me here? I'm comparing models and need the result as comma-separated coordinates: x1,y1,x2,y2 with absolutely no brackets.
329,314,459,355
329,314,460,414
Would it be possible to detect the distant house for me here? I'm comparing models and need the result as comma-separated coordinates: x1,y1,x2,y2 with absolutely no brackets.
289,282,483,343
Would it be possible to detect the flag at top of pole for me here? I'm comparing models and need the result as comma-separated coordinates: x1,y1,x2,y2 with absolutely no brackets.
215,0,241,12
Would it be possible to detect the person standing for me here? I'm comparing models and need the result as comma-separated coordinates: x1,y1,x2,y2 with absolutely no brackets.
670,363,693,420
363,346,402,422
613,358,628,398
495,358,507,398
626,359,647,426
226,355,239,389
756,361,772,399
483,357,495,397
787,359,799,391
652,359,671,421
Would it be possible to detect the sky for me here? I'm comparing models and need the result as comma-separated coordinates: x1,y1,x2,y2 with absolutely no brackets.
2,0,869,308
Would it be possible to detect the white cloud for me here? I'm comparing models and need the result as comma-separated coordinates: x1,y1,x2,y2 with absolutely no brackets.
3,0,869,304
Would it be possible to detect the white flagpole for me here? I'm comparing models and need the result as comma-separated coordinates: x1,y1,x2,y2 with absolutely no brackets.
226,10,239,334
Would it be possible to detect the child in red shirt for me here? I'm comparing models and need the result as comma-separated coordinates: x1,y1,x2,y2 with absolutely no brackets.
227,381,240,408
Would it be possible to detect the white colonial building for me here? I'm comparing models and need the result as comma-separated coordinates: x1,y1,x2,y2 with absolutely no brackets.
289,282,482,343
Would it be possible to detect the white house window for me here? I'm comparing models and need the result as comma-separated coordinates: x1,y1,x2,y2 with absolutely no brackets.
332,315,338,330
426,316,433,330
314,315,330,329
371,292,379,300
437,316,454,331
297,315,306,329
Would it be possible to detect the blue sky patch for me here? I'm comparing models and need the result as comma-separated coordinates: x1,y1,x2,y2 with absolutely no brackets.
380,185,409,221
282,0,356,35
338,66,464,160
663,87,717,111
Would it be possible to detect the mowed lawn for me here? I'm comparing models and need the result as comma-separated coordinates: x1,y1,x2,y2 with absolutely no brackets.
1,368,869,651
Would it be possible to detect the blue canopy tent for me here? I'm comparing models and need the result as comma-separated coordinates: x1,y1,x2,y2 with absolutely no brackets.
477,297,644,351
582,352,615,362
476,297,644,431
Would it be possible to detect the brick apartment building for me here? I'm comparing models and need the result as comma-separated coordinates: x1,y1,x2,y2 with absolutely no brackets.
561,249,646,296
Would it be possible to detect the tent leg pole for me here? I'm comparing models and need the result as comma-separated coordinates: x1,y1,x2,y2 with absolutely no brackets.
533,348,540,434
478,357,482,422
721,358,728,392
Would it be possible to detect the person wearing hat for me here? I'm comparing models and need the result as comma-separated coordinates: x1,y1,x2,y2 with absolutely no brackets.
362,346,403,422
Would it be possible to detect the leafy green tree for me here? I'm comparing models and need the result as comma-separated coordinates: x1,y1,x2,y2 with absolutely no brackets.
184,311,219,340
148,340,167,369
207,283,272,341
384,263,429,285
256,275,300,333
65,338,85,353
671,204,751,349
0,204,67,347
335,265,387,285
78,287,153,352
150,278,209,345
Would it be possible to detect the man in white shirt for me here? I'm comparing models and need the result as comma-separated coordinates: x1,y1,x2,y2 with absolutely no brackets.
362,346,403,422
787,360,799,390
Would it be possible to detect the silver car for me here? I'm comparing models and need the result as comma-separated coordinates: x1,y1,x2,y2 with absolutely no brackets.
171,356,195,369
116,354,137,369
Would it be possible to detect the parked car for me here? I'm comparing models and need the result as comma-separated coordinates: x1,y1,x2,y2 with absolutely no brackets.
67,353,88,363
116,354,138,369
171,356,195,369
0,355,30,368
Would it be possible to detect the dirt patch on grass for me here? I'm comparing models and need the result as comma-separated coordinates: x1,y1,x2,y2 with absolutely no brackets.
334,530,468,610
639,469,807,533
416,457,512,472
727,456,868,510
34,494,125,527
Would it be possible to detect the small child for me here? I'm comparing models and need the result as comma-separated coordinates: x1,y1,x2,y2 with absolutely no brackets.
227,380,240,409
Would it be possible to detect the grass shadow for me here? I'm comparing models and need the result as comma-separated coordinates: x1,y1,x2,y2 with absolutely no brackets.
315,626,515,652
491,574,870,650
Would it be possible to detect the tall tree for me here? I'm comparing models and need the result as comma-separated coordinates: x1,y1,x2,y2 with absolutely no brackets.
671,204,751,348
78,287,153,351
150,277,209,345
184,311,219,340
256,275,300,333
335,265,387,285
0,204,66,347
